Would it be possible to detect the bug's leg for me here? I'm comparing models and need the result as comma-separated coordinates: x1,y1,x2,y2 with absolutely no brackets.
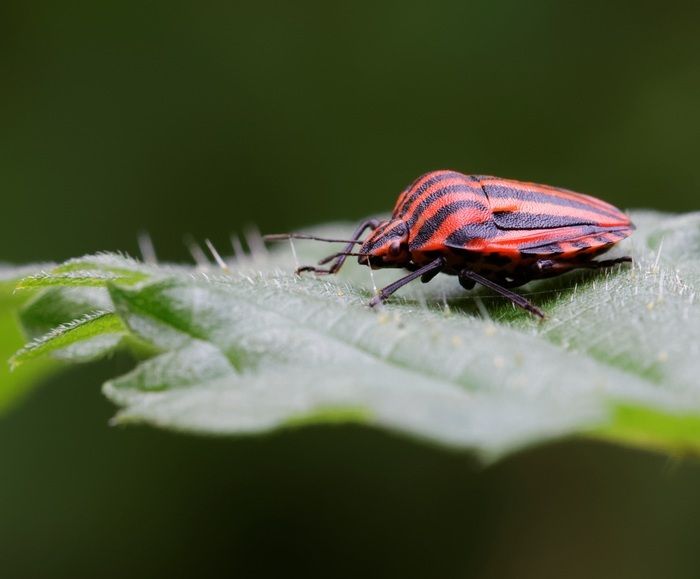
421,267,442,283
579,256,633,269
459,269,545,319
403,263,421,272
458,276,476,290
369,258,445,308
534,256,632,276
296,218,381,276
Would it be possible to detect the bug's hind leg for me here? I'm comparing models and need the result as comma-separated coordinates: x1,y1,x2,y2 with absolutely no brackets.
459,270,545,319
579,256,632,269
534,256,632,277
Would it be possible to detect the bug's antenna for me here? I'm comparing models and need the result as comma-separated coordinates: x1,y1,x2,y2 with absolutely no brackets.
264,233,363,244
318,251,371,265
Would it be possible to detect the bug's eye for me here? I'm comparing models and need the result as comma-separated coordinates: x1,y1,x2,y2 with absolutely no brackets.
389,241,403,256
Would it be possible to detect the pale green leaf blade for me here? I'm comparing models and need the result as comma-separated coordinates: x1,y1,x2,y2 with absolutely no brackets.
10,311,127,368
16,253,154,290
7,210,700,461
94,211,699,459
19,286,114,337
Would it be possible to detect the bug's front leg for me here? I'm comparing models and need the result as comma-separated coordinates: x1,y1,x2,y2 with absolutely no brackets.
459,269,545,318
369,257,445,308
296,218,382,276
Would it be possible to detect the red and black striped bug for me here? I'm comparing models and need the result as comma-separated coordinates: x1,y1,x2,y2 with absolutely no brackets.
266,170,635,318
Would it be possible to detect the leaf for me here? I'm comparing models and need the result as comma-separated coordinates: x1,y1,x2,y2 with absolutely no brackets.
9,210,700,461
18,286,115,337
10,311,126,369
0,264,56,414
16,253,150,289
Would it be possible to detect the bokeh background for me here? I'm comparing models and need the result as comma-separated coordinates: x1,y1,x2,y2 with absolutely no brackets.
1,1,699,577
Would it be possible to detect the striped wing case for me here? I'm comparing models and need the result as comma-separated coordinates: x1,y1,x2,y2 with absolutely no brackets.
394,171,633,259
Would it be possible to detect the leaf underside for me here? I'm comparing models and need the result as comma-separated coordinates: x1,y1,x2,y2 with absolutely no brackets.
5,211,700,462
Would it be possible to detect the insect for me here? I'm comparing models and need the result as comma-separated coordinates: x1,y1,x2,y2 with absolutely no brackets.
266,170,634,317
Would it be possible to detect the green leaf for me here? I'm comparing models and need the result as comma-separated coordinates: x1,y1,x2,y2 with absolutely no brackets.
19,286,114,336
8,210,700,461
10,310,126,369
14,260,156,366
16,253,150,289
0,265,56,414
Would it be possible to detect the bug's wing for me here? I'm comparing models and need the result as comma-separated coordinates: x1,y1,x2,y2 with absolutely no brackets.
479,177,631,230
443,177,634,257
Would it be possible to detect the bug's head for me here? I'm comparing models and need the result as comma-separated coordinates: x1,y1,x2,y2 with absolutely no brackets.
357,220,410,269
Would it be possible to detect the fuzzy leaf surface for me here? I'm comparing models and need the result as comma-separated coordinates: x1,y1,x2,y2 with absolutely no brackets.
9,211,700,460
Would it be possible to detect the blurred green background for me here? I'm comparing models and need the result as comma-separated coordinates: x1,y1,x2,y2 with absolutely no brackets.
1,1,699,577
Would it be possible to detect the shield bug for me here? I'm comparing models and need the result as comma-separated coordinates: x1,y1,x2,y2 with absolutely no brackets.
266,170,634,318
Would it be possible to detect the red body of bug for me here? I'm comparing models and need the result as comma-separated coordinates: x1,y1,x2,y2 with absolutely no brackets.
273,170,634,317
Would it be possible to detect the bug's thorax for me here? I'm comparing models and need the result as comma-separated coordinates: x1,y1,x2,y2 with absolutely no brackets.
357,219,411,269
